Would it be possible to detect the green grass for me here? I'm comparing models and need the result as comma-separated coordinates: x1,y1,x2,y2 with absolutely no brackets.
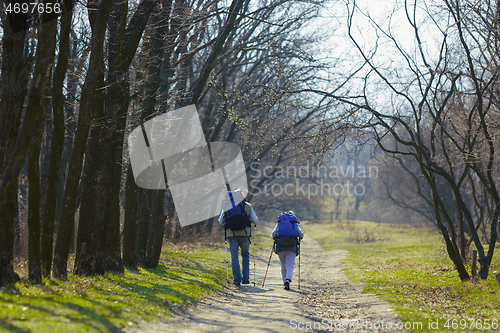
0,244,226,333
255,231,274,250
303,220,500,332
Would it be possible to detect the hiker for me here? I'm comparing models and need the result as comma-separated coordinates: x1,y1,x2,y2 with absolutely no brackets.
219,189,259,286
272,211,304,290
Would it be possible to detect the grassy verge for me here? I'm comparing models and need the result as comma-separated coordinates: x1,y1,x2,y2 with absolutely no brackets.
255,229,274,250
303,220,500,332
0,244,226,333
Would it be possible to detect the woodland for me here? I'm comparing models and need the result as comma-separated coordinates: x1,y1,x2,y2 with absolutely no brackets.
0,0,499,286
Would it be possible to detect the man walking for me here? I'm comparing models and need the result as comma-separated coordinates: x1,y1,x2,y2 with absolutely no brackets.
219,190,258,286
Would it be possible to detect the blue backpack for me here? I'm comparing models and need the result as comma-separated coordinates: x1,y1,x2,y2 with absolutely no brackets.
224,190,250,231
275,211,299,247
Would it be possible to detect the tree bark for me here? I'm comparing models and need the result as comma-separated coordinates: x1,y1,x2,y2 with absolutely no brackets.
144,190,166,268
1,3,57,285
75,0,158,276
0,4,30,287
42,0,73,278
54,0,114,279
75,124,108,275
75,0,129,275
28,111,46,284
137,190,154,266
52,34,79,279
123,165,139,267
431,185,469,281
26,31,58,280
135,4,169,269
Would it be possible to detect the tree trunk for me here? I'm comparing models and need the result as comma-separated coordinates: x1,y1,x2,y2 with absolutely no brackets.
75,125,108,275
39,108,52,241
106,0,160,271
54,35,78,235
96,0,128,274
428,175,470,281
0,5,30,287
42,0,73,278
75,0,157,276
144,190,166,268
164,190,176,241
105,80,130,272
27,75,55,283
0,1,58,220
137,190,154,266
28,111,46,284
127,3,172,268
123,165,139,267
54,0,114,279
2,4,57,285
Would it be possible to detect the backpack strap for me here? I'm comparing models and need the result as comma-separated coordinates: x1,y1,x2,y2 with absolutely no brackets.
243,200,250,238
242,200,249,218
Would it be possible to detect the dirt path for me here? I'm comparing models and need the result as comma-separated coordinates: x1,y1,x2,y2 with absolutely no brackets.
126,223,400,332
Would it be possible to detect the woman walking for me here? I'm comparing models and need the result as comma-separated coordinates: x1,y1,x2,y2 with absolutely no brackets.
271,211,304,290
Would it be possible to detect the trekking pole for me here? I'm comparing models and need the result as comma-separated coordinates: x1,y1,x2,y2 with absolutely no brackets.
221,201,229,283
225,238,229,283
262,242,275,287
298,241,301,290
253,224,256,286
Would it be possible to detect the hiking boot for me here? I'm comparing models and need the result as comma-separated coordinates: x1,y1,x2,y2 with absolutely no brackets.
284,280,290,290
242,281,250,284
234,282,241,287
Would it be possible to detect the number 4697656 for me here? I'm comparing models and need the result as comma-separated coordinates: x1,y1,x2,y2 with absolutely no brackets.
444,319,498,330
5,2,62,14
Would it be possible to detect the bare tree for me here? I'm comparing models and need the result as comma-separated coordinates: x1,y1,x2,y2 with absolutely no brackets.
312,0,500,280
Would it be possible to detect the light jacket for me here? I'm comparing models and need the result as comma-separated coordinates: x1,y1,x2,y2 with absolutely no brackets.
218,201,259,237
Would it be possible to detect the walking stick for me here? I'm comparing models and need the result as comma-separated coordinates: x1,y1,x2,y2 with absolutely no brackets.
253,224,256,286
298,240,301,290
262,242,275,287
221,201,229,283
225,238,229,283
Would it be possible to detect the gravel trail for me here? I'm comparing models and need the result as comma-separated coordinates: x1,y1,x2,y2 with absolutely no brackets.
126,223,400,332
